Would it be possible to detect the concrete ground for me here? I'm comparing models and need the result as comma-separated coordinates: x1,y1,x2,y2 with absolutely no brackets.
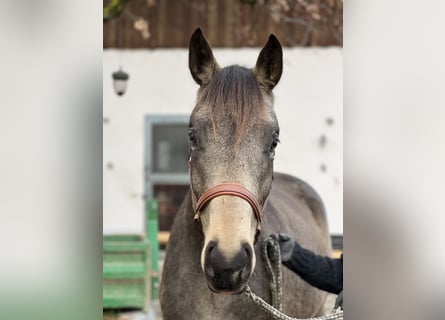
104,294,338,320
103,300,162,320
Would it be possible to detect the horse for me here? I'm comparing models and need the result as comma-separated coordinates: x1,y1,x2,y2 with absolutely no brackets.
160,28,332,320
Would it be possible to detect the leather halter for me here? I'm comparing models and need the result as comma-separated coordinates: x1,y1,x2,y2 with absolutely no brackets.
188,159,264,236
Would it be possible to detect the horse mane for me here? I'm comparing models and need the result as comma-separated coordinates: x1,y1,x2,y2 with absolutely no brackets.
196,65,266,143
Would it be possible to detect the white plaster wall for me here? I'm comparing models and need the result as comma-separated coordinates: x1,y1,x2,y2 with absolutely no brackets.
103,48,343,235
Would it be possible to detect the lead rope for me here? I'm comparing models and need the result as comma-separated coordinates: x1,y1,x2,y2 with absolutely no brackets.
243,236,343,320
262,236,283,311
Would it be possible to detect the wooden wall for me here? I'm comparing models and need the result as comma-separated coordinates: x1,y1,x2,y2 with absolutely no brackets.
103,0,342,48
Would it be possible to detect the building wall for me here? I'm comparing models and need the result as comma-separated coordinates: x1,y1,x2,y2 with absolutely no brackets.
103,47,343,234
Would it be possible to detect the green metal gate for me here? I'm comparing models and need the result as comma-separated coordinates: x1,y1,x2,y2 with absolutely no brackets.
103,199,159,311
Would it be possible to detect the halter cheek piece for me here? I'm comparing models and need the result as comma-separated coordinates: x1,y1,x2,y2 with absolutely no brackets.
188,158,264,241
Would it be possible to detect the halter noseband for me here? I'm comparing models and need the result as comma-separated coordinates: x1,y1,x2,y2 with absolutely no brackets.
188,159,264,237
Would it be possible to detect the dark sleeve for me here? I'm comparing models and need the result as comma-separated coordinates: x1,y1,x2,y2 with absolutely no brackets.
283,242,343,294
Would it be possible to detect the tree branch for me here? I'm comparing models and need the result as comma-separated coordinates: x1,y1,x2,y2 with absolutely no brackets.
103,0,131,23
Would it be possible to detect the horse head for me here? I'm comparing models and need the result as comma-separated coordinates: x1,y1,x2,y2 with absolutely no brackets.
187,28,282,294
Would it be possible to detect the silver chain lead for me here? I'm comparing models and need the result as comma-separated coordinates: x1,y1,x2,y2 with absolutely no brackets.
244,236,343,320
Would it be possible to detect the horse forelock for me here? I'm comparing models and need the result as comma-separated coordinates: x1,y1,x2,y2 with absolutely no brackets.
195,65,267,143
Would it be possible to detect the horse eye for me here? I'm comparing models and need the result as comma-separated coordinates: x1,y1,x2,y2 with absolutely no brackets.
189,130,198,149
269,134,280,158
270,135,280,152
271,139,279,149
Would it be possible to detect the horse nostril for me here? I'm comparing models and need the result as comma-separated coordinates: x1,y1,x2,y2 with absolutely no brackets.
205,263,215,278
206,241,217,256
205,241,217,278
242,242,252,259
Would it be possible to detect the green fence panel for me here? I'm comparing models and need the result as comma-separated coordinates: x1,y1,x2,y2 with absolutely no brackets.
146,199,160,300
103,237,152,310
103,199,160,311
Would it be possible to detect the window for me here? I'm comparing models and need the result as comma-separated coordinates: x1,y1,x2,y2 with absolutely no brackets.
152,123,189,174
145,115,190,245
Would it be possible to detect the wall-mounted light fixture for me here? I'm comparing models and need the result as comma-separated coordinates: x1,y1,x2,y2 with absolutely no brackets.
112,69,129,96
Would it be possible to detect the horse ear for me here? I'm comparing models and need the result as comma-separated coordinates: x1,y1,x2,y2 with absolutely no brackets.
253,34,283,90
189,28,220,86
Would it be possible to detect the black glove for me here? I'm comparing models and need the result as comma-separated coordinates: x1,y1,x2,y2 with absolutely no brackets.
270,233,295,262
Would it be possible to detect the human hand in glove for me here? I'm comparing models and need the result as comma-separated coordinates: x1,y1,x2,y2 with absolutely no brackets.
270,233,295,262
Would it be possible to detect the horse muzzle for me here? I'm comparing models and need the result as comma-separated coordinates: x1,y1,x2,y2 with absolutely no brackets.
203,241,253,294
